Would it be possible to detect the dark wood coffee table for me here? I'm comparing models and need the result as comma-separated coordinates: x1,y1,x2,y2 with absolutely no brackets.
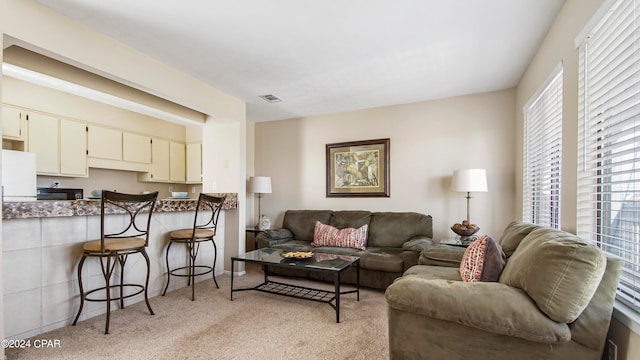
230,248,360,323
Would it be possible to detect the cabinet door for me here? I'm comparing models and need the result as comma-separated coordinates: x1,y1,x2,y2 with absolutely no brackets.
27,112,59,174
170,141,186,182
186,143,202,183
123,132,151,164
88,125,122,160
60,119,87,176
2,105,25,140
150,138,170,181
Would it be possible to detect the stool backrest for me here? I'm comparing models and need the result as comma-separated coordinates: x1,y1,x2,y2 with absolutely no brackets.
101,190,159,248
193,194,226,236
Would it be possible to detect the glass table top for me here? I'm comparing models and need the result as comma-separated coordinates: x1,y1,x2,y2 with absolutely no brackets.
232,248,359,272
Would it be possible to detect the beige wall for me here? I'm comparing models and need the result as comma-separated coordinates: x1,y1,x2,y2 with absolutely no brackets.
254,88,516,240
515,0,640,358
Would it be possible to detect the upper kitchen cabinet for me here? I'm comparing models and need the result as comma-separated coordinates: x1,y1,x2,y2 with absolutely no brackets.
27,112,87,177
138,139,187,183
27,111,59,174
2,105,26,141
59,119,88,176
123,132,152,164
170,141,186,182
148,138,170,181
186,143,202,183
87,125,122,161
87,125,151,172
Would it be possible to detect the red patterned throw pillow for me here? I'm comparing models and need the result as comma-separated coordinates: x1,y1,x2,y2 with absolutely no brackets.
312,221,368,250
459,235,506,282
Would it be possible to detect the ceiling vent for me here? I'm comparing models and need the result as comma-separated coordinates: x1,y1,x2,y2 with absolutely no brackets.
259,94,282,103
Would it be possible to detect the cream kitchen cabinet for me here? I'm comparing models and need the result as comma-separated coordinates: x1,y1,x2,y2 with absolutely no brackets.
87,126,151,172
2,105,26,141
59,119,88,176
27,114,87,177
186,143,202,183
123,132,152,164
139,138,169,181
27,112,59,174
170,141,186,182
138,139,186,183
87,125,122,161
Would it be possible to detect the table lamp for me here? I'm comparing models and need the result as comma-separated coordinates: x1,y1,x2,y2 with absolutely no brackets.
451,169,487,241
248,176,272,229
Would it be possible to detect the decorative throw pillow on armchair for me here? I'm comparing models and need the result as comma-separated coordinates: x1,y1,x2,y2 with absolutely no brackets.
459,235,506,282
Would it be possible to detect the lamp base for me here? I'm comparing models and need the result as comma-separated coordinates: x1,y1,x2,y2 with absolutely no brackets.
257,215,271,230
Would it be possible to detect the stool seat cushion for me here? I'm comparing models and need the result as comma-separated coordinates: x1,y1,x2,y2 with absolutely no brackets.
170,228,215,240
83,237,146,252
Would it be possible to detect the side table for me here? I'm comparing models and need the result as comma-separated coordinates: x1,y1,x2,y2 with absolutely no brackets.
245,228,263,250
439,238,470,248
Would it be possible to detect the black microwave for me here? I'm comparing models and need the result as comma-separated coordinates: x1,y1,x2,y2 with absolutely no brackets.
37,188,84,200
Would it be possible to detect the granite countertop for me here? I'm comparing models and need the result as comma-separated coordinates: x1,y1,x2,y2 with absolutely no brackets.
2,193,238,219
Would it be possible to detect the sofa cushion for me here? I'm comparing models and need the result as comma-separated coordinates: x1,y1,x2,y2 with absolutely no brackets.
329,211,371,229
459,235,506,282
283,210,333,241
499,221,543,257
419,245,465,267
271,240,313,252
385,277,572,344
356,248,405,273
403,264,462,281
499,227,606,323
368,212,433,248
312,221,368,250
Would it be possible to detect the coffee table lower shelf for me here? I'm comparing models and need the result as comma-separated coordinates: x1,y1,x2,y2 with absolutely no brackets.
233,279,358,315
230,252,360,323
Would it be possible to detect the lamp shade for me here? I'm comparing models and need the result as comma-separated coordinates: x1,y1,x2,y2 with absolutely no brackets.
452,169,487,192
248,176,272,194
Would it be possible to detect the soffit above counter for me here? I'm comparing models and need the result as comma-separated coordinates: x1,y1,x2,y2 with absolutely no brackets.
3,46,207,126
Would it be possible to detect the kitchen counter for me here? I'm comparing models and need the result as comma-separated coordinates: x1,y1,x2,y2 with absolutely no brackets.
2,192,238,340
1,193,238,219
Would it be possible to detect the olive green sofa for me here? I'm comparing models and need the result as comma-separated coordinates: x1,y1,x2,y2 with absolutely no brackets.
255,209,434,289
385,221,622,360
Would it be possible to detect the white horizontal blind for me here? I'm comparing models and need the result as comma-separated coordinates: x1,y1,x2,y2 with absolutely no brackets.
523,69,563,228
577,0,640,310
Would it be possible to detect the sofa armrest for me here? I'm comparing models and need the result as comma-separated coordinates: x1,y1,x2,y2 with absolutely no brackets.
385,276,570,344
402,236,435,252
256,228,294,248
419,245,466,267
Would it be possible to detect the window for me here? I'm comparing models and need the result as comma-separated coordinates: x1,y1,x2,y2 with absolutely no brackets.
523,67,563,228
577,0,640,311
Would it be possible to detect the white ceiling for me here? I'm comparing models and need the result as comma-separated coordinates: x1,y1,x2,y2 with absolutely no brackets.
36,0,565,122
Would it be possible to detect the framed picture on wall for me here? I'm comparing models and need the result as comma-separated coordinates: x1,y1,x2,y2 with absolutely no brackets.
326,138,390,197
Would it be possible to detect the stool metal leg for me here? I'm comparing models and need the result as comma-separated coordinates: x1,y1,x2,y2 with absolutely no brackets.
101,255,116,334
72,255,88,326
141,249,155,315
211,239,219,288
162,241,174,296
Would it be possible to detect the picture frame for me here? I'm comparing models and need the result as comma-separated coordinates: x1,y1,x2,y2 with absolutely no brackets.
326,138,390,197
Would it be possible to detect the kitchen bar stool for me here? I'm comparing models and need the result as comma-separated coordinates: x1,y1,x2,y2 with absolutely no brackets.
72,190,159,334
162,193,225,300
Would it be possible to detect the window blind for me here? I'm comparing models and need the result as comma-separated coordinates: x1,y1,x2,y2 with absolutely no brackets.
577,0,640,310
523,68,563,228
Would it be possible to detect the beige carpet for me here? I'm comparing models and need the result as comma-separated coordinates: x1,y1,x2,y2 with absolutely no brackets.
5,268,389,360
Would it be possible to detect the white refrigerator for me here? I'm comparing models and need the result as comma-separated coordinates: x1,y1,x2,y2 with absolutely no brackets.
2,150,37,202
